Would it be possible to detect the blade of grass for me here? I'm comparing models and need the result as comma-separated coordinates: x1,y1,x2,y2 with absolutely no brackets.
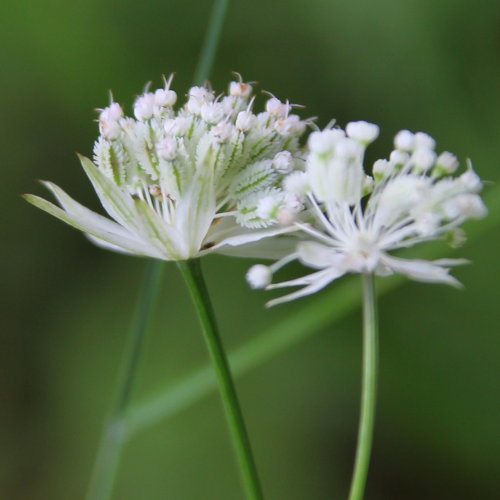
193,0,230,86
125,184,500,439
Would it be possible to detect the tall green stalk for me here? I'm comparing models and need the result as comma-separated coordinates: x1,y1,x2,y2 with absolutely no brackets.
177,259,264,500
85,261,164,500
85,1,230,499
348,273,378,500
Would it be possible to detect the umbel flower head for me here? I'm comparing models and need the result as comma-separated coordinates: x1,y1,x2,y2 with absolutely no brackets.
246,122,487,306
24,75,309,260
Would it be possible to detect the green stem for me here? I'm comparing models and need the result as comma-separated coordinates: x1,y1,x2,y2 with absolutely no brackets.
85,260,164,500
177,259,264,500
348,273,378,500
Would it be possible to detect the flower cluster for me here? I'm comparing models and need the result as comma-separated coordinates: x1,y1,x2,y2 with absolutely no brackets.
25,76,309,260
247,122,487,306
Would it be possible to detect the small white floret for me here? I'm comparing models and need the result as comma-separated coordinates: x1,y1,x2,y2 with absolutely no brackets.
266,97,290,117
246,264,273,289
273,151,294,173
229,81,252,98
373,159,392,179
389,150,410,166
211,122,234,143
164,116,190,136
157,136,178,161
274,115,305,136
436,151,458,173
394,130,415,152
99,103,124,140
134,94,156,121
459,168,482,192
154,88,177,107
346,121,380,144
235,111,256,131
187,86,214,114
414,132,436,150
412,147,437,170
201,103,225,124
308,129,344,155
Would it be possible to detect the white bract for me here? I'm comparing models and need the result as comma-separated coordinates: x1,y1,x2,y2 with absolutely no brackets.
25,76,310,261
247,122,487,306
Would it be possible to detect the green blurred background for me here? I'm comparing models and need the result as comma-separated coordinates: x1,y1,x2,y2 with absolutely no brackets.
1,0,499,498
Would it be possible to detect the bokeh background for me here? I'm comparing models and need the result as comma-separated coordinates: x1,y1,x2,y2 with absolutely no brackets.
2,0,499,498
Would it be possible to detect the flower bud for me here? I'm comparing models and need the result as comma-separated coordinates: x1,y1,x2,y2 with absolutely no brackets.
373,159,392,180
273,151,294,173
274,115,305,136
394,130,415,152
414,132,436,150
154,88,177,107
246,264,272,289
436,151,458,173
235,110,255,131
266,97,290,117
459,168,482,192
187,86,213,114
164,116,190,136
412,147,437,170
157,136,178,161
201,103,225,124
346,121,379,144
99,103,123,140
134,94,155,121
211,122,234,143
389,150,410,166
229,81,252,97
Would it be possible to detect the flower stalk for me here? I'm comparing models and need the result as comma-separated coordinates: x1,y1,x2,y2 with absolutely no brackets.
177,259,264,500
348,273,378,500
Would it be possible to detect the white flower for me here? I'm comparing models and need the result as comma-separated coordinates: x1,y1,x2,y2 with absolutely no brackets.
25,75,310,261
249,124,486,306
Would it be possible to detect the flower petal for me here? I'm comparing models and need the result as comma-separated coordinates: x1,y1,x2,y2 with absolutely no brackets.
266,268,341,307
297,241,343,269
208,225,300,253
212,236,299,259
382,254,464,287
266,267,343,290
